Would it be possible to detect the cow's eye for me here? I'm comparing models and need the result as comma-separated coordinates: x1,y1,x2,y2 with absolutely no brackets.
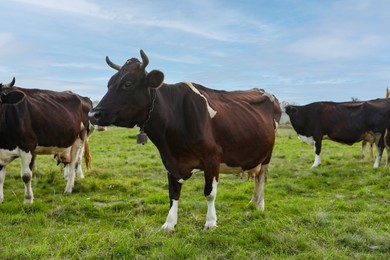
124,81,133,88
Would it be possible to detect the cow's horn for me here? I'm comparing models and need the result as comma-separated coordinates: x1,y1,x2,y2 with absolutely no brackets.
3,77,16,88
106,56,122,71
140,49,149,70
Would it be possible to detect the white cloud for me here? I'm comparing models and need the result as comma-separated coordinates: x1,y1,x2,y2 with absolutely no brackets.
13,0,111,19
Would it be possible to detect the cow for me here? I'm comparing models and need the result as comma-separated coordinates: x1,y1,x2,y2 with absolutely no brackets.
88,50,281,231
285,99,390,168
0,77,92,204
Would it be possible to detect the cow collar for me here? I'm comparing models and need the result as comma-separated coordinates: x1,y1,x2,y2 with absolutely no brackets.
137,89,157,145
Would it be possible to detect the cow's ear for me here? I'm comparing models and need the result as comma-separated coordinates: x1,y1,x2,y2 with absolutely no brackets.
146,70,164,89
1,90,25,105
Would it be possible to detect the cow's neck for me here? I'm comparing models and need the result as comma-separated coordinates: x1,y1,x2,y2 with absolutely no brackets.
139,89,157,132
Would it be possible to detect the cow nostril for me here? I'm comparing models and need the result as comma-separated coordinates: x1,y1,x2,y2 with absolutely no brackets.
89,111,101,121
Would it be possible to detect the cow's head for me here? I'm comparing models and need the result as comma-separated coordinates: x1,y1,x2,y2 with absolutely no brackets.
285,105,298,117
89,50,164,127
0,77,25,105
0,77,16,91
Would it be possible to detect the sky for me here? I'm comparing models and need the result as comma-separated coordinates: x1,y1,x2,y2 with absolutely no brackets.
1,0,390,105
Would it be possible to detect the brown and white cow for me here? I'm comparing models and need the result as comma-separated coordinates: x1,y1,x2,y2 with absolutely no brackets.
285,100,390,168
0,78,92,203
89,50,281,231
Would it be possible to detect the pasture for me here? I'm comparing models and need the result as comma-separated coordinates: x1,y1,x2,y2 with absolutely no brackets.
1,126,389,259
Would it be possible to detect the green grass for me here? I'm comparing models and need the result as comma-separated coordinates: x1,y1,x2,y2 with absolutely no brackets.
1,126,389,259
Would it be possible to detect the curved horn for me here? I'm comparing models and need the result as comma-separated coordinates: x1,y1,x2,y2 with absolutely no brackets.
106,56,122,71
3,77,16,88
140,49,149,70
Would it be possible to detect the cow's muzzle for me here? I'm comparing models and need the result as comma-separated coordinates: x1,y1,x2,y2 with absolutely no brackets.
88,110,102,125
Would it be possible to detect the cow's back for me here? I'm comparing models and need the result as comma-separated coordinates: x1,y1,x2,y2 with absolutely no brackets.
18,88,84,148
197,85,279,169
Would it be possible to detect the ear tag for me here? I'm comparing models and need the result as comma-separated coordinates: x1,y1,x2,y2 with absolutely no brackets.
137,131,148,145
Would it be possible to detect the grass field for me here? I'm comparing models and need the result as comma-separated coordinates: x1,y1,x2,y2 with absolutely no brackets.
1,126,389,259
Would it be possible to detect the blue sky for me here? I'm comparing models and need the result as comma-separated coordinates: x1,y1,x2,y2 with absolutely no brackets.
1,0,390,104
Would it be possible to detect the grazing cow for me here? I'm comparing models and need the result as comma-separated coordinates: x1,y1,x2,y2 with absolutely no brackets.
285,99,390,168
89,50,281,231
0,77,92,203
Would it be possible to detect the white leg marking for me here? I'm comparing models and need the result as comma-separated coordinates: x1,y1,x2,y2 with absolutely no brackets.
0,167,5,203
64,139,83,194
251,164,266,211
373,144,381,168
205,177,218,229
161,199,179,232
76,145,85,178
63,165,69,180
20,151,34,204
373,153,381,168
312,154,321,168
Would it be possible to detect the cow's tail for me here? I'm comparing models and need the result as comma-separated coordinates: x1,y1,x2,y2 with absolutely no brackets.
84,138,91,170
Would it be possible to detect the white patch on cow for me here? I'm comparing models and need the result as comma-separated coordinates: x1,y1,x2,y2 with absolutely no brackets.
298,135,315,146
205,177,218,229
20,151,34,203
161,199,179,232
0,148,19,165
177,178,185,183
0,148,25,203
183,82,217,118
312,154,321,168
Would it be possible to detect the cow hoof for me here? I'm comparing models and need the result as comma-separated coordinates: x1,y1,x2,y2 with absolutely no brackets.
24,198,34,204
256,202,265,211
161,222,175,232
64,188,73,194
204,221,218,229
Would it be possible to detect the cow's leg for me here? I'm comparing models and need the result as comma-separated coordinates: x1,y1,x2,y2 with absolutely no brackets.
63,164,69,180
204,164,219,229
76,144,85,179
0,166,5,203
64,139,83,194
20,151,34,203
373,134,384,168
161,172,182,232
252,164,267,211
312,140,322,168
362,141,367,159
374,146,383,168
